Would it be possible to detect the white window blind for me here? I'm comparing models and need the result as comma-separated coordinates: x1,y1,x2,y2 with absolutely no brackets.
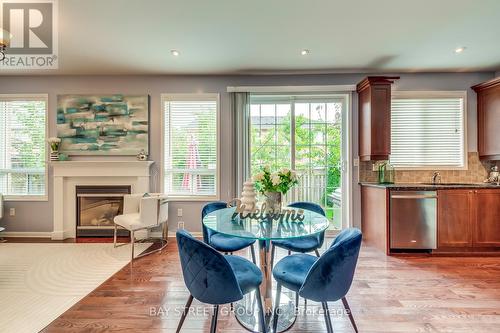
0,95,47,198
390,92,466,169
162,95,218,198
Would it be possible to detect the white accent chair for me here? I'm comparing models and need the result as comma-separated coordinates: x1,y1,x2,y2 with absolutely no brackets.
113,193,169,260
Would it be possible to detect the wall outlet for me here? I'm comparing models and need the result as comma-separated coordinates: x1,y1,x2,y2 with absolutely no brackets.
353,158,359,167
9,208,15,216
177,208,183,217
178,221,185,230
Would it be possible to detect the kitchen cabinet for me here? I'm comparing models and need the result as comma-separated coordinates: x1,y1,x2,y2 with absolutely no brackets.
438,189,500,249
472,77,500,160
474,190,500,247
438,190,473,247
357,76,399,161
360,184,500,256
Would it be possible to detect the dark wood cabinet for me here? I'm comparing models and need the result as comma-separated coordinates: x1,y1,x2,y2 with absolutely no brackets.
357,76,399,161
438,190,473,247
472,77,500,160
438,189,500,250
473,190,500,247
360,185,500,255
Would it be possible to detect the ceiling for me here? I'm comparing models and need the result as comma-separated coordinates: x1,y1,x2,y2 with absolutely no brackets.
3,0,500,75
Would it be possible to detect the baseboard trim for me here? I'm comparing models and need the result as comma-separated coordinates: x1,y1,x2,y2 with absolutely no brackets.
150,231,203,238
2,231,52,238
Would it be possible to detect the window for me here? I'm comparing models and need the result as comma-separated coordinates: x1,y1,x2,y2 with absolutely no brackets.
390,91,467,169
162,94,219,199
250,94,347,229
0,94,47,200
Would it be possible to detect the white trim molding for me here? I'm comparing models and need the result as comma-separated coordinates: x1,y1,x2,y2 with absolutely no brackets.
227,85,356,93
2,231,52,238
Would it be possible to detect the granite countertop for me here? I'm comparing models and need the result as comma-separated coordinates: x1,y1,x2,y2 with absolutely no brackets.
359,182,500,190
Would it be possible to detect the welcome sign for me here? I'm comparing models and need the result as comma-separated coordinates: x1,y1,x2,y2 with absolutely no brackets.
231,199,305,223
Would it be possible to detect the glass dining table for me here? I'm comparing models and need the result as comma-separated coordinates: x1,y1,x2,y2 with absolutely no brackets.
203,206,329,333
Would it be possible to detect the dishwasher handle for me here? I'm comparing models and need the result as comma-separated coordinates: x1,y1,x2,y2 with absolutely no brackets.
391,194,437,199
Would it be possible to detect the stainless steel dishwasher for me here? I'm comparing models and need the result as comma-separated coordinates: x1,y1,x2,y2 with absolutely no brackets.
390,191,437,250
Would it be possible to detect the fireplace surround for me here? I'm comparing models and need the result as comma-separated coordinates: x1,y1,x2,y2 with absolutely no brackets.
51,161,154,240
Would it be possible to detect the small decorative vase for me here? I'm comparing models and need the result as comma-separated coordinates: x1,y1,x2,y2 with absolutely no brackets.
264,191,282,213
240,180,256,212
50,151,59,161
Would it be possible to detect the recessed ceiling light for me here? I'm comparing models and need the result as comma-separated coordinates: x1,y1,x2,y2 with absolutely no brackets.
301,49,310,56
454,47,466,54
171,50,180,57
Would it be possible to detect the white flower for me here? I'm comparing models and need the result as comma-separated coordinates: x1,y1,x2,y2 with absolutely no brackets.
280,167,290,175
271,174,281,186
47,137,61,143
253,172,265,182
290,170,297,179
263,165,271,172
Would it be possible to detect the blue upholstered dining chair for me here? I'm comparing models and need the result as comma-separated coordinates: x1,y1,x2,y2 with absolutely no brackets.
272,228,362,333
270,202,326,268
176,230,266,333
202,201,257,263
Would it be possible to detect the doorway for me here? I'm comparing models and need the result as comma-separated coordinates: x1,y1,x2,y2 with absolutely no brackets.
249,93,351,231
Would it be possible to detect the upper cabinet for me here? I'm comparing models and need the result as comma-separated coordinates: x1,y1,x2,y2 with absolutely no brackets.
472,77,500,160
357,76,399,161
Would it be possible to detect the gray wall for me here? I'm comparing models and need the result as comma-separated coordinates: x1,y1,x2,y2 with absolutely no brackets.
0,72,494,234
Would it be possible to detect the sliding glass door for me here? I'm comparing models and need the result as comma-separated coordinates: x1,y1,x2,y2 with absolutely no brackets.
250,94,349,230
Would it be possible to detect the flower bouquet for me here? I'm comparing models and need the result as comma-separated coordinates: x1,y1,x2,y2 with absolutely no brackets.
253,166,298,213
48,137,62,161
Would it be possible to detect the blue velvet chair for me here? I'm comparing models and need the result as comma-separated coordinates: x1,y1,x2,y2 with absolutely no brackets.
272,228,362,333
270,202,326,268
202,201,257,263
176,229,266,333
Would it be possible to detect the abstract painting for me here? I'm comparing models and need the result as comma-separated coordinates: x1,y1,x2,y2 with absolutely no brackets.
56,94,149,155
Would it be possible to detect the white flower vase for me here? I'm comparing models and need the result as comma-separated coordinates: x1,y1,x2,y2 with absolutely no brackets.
240,180,257,213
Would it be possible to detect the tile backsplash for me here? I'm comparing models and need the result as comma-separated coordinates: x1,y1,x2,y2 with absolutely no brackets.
359,152,497,183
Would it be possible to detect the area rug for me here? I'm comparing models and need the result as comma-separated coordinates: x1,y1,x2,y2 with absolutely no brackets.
0,242,150,333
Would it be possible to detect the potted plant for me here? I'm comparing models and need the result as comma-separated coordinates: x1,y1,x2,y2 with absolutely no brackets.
253,166,298,213
47,137,62,161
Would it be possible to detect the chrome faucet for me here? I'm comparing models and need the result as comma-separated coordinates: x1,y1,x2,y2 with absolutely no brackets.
431,171,442,184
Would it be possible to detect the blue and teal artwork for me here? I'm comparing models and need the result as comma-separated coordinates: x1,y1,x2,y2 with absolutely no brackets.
56,94,149,155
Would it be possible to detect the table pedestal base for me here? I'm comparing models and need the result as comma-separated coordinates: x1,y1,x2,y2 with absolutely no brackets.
234,289,297,333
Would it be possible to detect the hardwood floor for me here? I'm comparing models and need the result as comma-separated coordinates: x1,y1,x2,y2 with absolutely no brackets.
39,238,500,333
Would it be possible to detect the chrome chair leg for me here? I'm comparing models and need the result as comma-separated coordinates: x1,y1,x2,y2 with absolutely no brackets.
322,302,334,333
270,244,276,268
210,304,219,333
255,287,267,333
131,230,135,260
250,244,257,264
113,224,117,248
176,294,194,333
272,283,282,331
342,297,358,333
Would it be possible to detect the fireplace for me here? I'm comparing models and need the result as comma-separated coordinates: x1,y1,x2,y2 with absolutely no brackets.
76,185,131,237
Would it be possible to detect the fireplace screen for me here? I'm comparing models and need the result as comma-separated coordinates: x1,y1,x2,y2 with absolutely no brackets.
76,185,131,237
78,196,123,227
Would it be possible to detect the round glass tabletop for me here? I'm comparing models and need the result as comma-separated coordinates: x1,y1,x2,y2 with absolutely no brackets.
202,206,329,241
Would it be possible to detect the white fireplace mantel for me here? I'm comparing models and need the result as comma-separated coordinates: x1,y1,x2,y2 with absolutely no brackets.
51,161,154,240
